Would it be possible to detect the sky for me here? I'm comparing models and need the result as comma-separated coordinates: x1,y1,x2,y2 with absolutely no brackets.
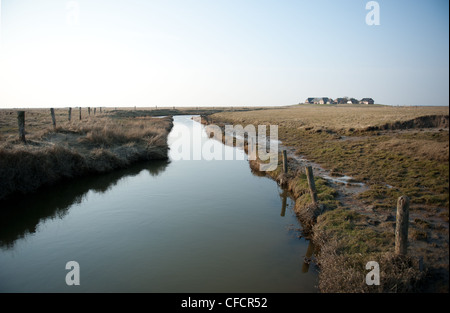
0,0,448,108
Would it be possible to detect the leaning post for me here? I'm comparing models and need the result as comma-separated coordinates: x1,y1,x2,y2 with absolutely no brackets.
305,166,318,206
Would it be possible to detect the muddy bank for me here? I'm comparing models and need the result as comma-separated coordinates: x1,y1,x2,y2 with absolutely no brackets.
0,116,173,201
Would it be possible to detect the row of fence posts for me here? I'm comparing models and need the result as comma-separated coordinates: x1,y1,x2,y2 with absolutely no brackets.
281,149,410,256
16,107,103,143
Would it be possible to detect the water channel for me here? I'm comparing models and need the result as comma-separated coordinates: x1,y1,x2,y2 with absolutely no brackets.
0,116,317,292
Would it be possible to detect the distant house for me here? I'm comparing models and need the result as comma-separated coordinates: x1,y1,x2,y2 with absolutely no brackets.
304,97,333,104
336,97,359,104
305,97,375,105
335,98,348,104
360,98,375,104
315,98,325,104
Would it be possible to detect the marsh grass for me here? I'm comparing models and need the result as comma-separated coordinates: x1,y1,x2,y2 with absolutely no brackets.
313,208,426,292
74,119,170,147
0,109,173,201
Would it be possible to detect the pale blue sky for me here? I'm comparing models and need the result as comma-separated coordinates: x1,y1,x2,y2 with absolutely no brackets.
0,0,448,107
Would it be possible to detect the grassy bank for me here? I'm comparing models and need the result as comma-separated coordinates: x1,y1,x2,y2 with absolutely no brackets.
250,152,426,292
0,108,173,201
206,104,449,292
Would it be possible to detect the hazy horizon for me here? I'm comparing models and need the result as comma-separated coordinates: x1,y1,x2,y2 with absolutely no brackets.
0,0,449,108
1,103,449,110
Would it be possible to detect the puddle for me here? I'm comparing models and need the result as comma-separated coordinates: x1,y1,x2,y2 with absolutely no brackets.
279,144,369,197
323,175,365,187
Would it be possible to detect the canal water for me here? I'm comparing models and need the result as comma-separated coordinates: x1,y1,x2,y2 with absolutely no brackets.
0,116,318,292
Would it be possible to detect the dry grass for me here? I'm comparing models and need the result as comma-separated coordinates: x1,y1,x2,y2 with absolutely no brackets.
0,108,173,201
314,238,425,293
375,136,449,162
210,105,449,131
70,118,170,147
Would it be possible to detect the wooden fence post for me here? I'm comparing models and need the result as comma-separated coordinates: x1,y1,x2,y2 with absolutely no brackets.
68,108,72,122
94,108,96,115
100,107,102,113
305,166,318,206
50,108,56,129
88,107,91,116
395,196,410,255
79,107,82,120
282,150,288,174
17,111,26,142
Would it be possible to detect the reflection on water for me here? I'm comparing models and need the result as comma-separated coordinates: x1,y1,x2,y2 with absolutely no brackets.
280,189,288,217
0,161,169,250
0,115,318,293
302,241,316,274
